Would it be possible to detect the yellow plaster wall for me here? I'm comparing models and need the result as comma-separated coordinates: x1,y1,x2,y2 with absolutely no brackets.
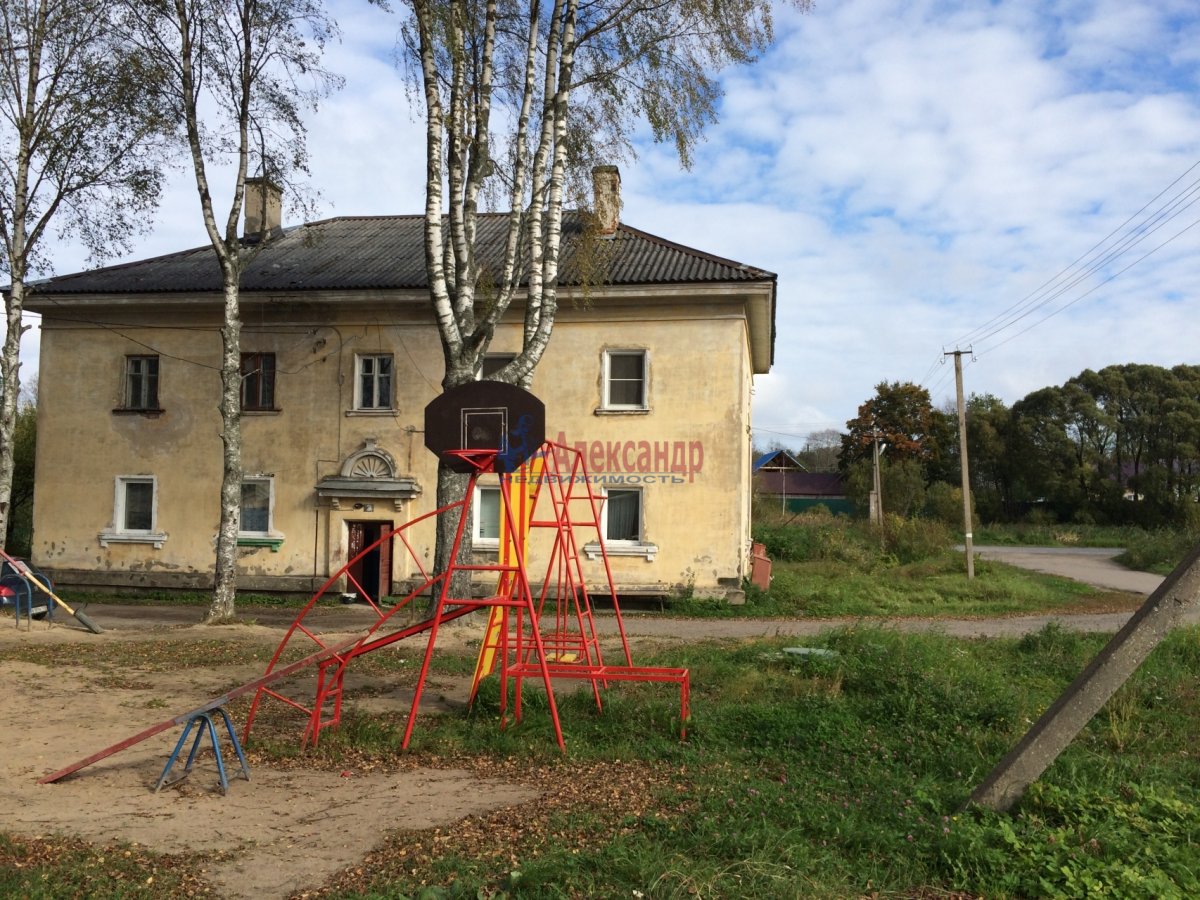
32,290,758,598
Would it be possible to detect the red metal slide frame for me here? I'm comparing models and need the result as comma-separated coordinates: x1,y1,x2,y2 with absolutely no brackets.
40,442,689,786
242,441,690,751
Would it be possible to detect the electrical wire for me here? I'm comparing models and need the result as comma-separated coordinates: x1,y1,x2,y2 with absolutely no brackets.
976,213,1200,357
951,157,1200,350
970,185,1200,349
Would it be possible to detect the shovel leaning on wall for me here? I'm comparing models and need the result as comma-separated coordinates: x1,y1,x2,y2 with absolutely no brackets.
0,548,103,634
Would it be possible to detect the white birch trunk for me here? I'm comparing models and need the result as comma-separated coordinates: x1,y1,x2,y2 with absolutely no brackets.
0,0,41,548
413,1,461,364
410,0,614,581
209,277,244,619
405,0,789,574
0,280,26,547
2,0,172,555
0,165,29,548
169,0,249,621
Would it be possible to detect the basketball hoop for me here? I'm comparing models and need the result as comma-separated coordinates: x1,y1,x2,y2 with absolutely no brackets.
424,381,546,473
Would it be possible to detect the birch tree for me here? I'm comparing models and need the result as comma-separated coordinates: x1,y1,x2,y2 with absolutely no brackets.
398,0,807,571
0,0,166,551
127,0,339,620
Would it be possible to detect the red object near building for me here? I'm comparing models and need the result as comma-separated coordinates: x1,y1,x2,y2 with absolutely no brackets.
243,438,690,752
750,542,772,591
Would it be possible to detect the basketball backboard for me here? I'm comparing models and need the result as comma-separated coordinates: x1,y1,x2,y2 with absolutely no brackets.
424,381,546,473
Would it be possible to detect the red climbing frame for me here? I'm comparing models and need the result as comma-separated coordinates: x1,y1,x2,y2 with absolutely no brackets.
242,441,689,751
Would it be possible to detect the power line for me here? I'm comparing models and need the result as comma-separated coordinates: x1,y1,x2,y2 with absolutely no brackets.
977,213,1200,357
971,185,1200,349
952,157,1200,350
914,354,945,391
753,426,845,440
924,361,958,400
35,307,367,376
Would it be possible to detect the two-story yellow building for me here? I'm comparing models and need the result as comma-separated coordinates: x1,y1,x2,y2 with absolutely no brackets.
25,171,775,601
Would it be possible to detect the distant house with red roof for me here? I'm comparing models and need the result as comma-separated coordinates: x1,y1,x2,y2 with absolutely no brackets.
753,450,852,515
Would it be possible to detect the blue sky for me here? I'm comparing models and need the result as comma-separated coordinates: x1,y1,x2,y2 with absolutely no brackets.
24,0,1200,448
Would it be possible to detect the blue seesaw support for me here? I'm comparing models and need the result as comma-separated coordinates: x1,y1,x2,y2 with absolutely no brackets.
154,706,250,795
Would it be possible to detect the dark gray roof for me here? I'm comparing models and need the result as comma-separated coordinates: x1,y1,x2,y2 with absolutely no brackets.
31,212,776,295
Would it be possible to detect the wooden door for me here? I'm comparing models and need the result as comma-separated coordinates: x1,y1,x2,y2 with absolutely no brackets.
346,521,393,604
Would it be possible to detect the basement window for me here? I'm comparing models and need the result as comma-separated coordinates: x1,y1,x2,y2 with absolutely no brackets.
584,487,658,561
473,484,502,549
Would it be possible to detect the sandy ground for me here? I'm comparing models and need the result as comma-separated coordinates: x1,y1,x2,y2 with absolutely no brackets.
0,546,1189,897
0,621,539,899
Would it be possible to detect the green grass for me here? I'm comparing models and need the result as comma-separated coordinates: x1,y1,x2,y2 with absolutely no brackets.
771,555,1126,617
5,512,1192,898
0,834,212,898
0,636,476,683
56,589,305,607
266,625,1200,899
1116,528,1200,575
671,552,1128,619
759,510,1191,567
670,513,1152,620
973,522,1162,549
6,625,1199,898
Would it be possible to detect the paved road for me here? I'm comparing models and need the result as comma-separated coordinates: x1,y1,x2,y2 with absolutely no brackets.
971,545,1165,595
40,547,1196,641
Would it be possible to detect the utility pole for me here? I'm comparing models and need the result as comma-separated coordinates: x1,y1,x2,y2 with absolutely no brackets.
871,433,883,526
869,423,886,551
946,348,975,579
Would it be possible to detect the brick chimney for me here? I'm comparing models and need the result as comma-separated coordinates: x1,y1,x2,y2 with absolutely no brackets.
592,165,621,236
243,177,282,242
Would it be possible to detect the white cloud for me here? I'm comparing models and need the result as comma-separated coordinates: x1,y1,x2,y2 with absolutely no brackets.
13,0,1200,449
646,0,1200,442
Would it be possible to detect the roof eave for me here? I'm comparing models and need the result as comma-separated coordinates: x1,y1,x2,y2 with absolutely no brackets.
747,279,776,375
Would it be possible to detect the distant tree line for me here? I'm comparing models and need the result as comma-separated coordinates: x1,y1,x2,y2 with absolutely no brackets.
993,363,1200,527
769,363,1200,528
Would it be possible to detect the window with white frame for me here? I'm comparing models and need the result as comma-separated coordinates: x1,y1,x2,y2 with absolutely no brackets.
100,476,166,548
124,355,160,410
602,350,646,410
120,477,155,531
604,488,642,542
355,354,393,410
473,484,501,548
239,478,273,535
585,486,657,560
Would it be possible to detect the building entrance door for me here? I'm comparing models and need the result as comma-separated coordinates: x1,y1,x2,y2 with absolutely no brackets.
346,520,393,603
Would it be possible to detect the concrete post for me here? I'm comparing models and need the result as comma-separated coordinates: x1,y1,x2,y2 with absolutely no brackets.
947,349,974,579
969,539,1200,812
